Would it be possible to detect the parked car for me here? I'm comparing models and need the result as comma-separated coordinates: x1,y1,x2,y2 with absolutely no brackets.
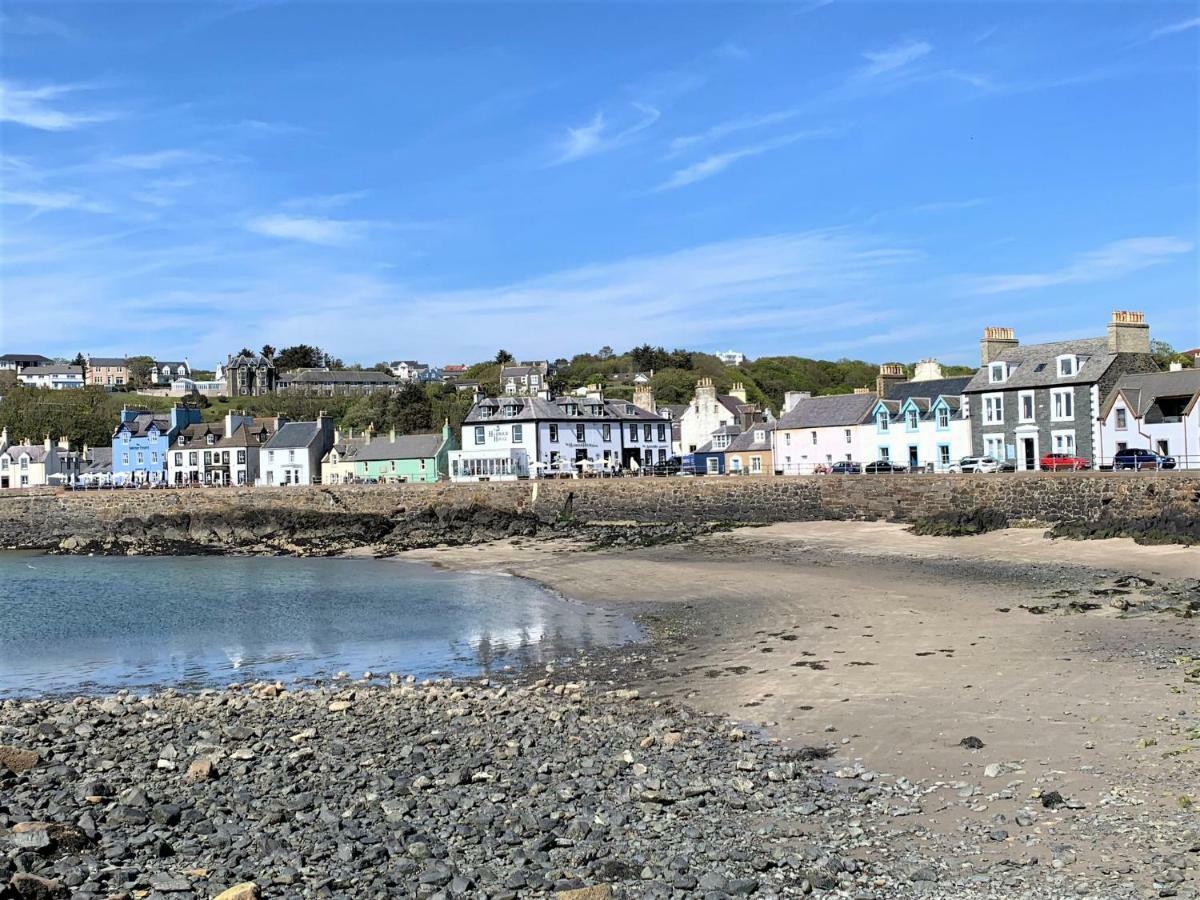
1113,447,1176,471
829,461,862,475
1040,452,1090,471
863,460,908,474
951,456,1003,474
644,457,683,476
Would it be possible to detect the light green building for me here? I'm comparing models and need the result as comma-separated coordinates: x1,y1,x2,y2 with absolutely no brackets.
353,422,458,483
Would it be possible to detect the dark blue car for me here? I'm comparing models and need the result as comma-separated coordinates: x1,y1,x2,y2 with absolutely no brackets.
1113,447,1176,470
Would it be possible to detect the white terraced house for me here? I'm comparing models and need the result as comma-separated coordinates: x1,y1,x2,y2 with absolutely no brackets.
772,390,878,474
450,389,671,481
1096,368,1200,469
867,361,974,471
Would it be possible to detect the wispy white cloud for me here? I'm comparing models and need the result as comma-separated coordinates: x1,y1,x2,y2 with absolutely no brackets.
668,108,804,157
551,102,661,165
1149,16,1200,40
282,191,370,211
967,236,1193,295
110,149,214,170
857,40,932,80
0,79,116,130
911,198,986,214
656,129,834,191
245,214,366,246
714,42,751,62
0,12,74,39
2,189,109,215
1,228,918,363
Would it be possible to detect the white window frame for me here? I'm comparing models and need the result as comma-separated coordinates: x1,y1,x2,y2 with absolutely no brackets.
1114,407,1127,430
1050,387,1074,422
1051,429,1076,453
989,362,1007,384
1018,390,1035,423
983,393,1004,425
750,455,762,473
474,426,485,445
983,434,1006,459
1056,354,1076,377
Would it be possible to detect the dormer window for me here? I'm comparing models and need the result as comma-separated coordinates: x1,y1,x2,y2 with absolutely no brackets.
876,411,889,432
989,362,1007,384
478,407,492,419
754,429,765,443
906,409,919,430
1056,355,1077,377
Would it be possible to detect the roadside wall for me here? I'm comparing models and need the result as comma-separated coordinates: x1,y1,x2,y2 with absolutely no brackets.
1,473,1197,550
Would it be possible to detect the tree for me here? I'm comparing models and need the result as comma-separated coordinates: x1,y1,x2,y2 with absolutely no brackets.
127,355,156,389
371,361,393,373
598,345,614,360
275,344,325,372
236,347,255,358
393,382,433,434
1151,340,1193,370
261,344,276,362
494,349,514,366
71,353,88,385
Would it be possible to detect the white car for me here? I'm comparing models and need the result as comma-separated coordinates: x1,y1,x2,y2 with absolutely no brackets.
951,456,1002,474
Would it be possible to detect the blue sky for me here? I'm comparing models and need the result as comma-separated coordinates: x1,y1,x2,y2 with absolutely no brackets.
1,1,1197,369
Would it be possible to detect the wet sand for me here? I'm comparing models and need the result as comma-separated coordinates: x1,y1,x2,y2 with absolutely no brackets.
403,523,1199,885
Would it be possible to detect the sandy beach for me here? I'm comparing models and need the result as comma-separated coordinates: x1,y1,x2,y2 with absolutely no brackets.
405,522,1200,893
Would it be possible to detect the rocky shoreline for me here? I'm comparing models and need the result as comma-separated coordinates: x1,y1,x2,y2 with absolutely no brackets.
2,676,965,900
39,504,729,557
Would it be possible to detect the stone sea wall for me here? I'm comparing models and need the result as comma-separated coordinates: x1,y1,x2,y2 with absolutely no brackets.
0,473,1197,553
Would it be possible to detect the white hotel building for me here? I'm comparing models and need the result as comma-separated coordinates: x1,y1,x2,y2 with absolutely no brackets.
450,392,671,481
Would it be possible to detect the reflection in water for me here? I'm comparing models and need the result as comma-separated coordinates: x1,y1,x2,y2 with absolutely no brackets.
0,554,640,697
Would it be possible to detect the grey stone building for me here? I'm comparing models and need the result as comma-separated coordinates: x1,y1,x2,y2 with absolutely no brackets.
963,311,1159,469
223,352,276,397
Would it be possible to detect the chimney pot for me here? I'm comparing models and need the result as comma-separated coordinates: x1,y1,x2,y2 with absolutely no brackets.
1107,310,1151,354
980,325,1019,365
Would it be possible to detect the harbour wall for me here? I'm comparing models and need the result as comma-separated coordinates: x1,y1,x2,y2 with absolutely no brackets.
0,472,1196,551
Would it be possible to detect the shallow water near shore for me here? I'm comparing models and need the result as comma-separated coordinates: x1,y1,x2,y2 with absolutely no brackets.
0,553,641,698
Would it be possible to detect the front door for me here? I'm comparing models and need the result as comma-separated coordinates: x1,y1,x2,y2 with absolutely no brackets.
1022,437,1036,470
908,446,919,468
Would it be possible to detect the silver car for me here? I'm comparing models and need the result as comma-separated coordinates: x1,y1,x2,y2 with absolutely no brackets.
951,456,1002,474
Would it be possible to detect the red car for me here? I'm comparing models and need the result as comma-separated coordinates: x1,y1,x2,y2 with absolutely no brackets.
1040,452,1090,471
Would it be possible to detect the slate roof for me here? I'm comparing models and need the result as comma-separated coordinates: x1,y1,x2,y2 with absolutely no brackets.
82,447,112,474
776,393,878,429
726,421,775,453
0,354,51,363
660,404,688,420
0,444,49,462
464,396,659,424
114,413,171,437
962,337,1143,393
278,368,395,384
1102,369,1200,418
263,421,324,449
355,433,444,462
174,423,225,444
87,357,128,367
226,352,273,367
219,423,274,448
20,365,83,377
156,360,187,368
883,376,973,403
